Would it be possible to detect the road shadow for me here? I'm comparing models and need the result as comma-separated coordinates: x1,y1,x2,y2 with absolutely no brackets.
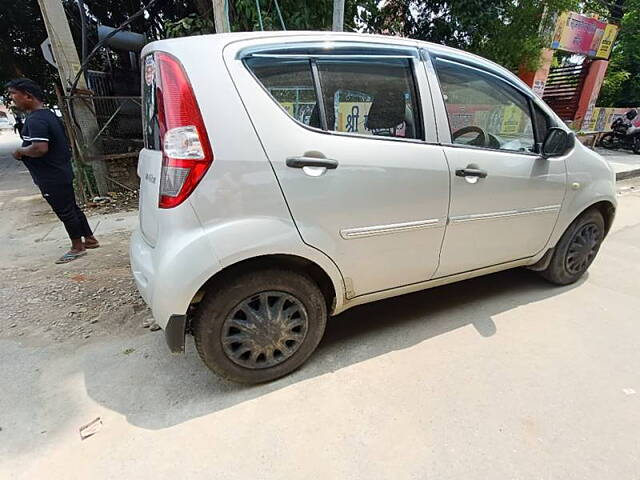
80,267,584,429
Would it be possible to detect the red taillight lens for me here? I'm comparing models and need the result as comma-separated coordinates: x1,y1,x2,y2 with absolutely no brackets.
155,52,213,209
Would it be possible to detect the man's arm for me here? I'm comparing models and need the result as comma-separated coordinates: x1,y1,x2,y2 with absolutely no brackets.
13,115,50,160
14,141,48,159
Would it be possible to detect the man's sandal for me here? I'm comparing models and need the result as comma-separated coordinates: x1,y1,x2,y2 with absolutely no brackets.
55,250,87,264
84,241,100,249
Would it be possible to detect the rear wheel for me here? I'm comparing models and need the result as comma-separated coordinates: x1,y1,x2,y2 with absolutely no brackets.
539,209,605,285
193,268,327,383
599,132,616,149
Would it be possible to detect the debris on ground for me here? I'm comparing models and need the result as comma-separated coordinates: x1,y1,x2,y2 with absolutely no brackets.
79,417,103,440
81,190,139,215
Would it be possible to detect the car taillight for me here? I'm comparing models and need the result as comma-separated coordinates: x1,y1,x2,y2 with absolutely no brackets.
155,52,213,209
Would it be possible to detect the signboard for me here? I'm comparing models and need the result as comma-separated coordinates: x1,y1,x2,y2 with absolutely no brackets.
551,12,618,59
40,38,56,68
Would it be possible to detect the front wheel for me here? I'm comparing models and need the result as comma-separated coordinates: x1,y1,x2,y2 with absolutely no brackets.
539,209,605,285
193,268,327,383
633,136,640,154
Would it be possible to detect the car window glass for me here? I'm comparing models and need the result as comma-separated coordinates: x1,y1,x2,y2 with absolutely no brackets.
434,58,535,153
317,59,421,139
142,54,160,150
245,57,318,127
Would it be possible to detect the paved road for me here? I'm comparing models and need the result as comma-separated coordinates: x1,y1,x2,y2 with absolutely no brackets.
1,134,640,479
595,147,640,179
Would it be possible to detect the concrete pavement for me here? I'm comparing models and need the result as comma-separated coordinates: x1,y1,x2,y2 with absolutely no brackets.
2,134,640,479
595,147,640,180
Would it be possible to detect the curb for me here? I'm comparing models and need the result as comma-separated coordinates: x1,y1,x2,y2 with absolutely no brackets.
616,168,640,181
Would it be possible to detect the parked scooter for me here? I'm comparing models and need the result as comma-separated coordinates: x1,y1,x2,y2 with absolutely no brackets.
599,109,640,154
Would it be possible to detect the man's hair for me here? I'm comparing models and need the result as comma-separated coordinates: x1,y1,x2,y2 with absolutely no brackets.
6,78,45,102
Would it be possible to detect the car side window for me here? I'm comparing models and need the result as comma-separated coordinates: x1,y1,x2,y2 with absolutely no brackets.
317,59,421,139
434,58,535,153
245,57,318,127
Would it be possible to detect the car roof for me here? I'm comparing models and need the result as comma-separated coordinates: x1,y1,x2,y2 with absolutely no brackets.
145,31,522,85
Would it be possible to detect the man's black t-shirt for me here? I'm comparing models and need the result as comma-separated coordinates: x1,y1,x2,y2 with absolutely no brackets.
21,109,73,186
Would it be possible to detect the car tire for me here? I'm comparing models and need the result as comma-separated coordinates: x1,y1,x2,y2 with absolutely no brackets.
539,209,605,286
193,268,327,383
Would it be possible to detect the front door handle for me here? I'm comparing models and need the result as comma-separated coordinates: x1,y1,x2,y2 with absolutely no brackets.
455,168,488,178
286,156,339,170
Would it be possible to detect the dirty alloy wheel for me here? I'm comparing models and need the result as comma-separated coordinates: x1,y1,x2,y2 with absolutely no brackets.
193,269,327,383
539,209,605,285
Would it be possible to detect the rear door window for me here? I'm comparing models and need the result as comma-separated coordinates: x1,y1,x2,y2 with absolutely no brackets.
245,52,423,140
317,59,421,139
245,58,319,127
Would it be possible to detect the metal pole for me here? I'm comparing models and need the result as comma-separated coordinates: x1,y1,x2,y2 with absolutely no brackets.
332,0,345,32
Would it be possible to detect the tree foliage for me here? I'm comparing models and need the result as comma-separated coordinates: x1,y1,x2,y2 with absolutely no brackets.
358,0,580,72
598,0,640,106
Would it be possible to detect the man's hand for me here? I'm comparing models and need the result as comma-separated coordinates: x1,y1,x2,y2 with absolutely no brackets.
12,149,23,160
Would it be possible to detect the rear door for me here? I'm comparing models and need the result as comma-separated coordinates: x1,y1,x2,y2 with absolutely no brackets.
427,53,567,277
228,41,450,298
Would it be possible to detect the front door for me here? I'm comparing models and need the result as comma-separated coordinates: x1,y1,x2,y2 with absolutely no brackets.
229,41,450,297
428,55,567,277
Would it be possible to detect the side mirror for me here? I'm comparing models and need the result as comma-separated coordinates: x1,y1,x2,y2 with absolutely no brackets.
541,127,574,158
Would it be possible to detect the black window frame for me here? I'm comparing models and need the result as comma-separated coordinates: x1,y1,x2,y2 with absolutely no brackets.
242,44,426,143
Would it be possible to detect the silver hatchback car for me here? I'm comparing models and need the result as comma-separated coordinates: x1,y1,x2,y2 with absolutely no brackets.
130,32,616,383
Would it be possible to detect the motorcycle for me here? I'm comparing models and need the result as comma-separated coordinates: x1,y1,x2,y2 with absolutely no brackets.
599,109,640,154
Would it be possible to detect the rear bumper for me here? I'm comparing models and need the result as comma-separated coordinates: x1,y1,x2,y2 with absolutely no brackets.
130,221,223,353
130,228,154,307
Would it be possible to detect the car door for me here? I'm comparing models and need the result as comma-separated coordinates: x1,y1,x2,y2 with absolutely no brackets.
425,53,567,277
227,41,450,298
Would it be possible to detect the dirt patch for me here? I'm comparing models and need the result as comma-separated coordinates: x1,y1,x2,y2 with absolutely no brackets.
0,231,150,342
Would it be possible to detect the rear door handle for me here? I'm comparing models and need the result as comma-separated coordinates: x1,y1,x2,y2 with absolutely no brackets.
286,156,339,169
455,168,488,178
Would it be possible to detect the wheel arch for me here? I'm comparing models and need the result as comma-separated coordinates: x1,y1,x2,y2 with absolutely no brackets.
189,254,338,321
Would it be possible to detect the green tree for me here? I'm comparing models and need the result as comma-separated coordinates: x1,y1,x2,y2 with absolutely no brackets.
358,0,580,71
598,0,640,106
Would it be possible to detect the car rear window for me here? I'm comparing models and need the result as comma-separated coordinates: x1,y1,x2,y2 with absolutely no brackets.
245,55,422,140
142,53,161,150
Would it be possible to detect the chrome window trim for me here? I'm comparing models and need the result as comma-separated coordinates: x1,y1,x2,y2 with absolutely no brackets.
429,54,535,101
341,218,442,239
449,205,561,224
442,142,541,158
250,54,417,59
238,41,419,60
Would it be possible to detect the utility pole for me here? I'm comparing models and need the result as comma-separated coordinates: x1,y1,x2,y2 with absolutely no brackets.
37,0,109,196
332,0,345,32
212,0,230,33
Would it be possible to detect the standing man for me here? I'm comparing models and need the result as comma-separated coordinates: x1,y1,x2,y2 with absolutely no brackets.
7,78,99,264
